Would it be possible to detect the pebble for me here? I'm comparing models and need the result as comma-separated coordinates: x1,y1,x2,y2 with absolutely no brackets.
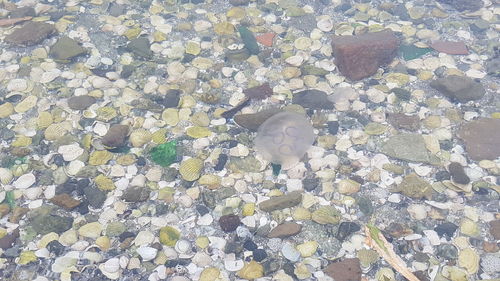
281,242,301,262
13,173,36,189
136,246,158,261
58,144,84,161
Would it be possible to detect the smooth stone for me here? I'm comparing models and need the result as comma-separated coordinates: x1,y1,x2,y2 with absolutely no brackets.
259,191,302,212
49,36,87,61
430,75,485,103
457,118,500,161
67,95,96,110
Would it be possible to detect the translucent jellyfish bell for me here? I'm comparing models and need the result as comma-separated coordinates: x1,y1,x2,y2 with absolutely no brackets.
254,111,316,170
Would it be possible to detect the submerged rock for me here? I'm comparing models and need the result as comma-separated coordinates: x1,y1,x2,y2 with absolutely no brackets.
331,30,399,80
5,22,56,46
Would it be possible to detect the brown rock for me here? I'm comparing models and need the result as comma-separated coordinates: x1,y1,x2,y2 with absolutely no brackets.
68,95,96,110
101,124,129,147
5,22,56,46
50,193,81,210
259,191,302,212
8,207,29,223
490,219,500,240
268,222,302,238
483,241,499,253
0,228,19,250
387,113,420,131
458,118,500,160
243,82,273,100
0,203,10,218
331,30,399,80
324,258,362,281
430,40,468,55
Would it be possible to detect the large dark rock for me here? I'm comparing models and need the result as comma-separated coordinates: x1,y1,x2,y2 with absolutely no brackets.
49,36,87,61
430,75,485,103
101,124,129,147
5,22,56,46
331,30,399,80
458,118,500,160
292,89,334,109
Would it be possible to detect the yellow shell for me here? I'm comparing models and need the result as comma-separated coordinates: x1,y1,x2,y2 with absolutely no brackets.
37,111,53,129
311,206,341,225
179,158,203,181
151,128,168,144
458,248,479,274
0,102,14,118
198,174,221,189
96,106,118,122
95,174,115,191
129,129,152,147
44,123,68,141
89,150,113,166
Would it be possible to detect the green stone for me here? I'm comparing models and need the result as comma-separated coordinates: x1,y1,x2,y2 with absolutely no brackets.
31,214,73,235
238,26,260,55
391,88,412,101
4,191,16,209
150,140,177,167
159,226,180,246
399,44,433,61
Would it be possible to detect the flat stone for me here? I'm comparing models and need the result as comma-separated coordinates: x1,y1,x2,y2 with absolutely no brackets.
324,258,362,281
49,193,81,210
267,222,302,238
219,214,241,232
49,36,87,61
381,134,431,163
430,75,485,103
0,228,19,250
31,214,73,235
387,113,420,131
430,40,468,55
292,89,334,109
67,95,96,110
121,186,150,202
83,185,106,208
259,191,302,212
5,22,56,46
331,30,399,80
101,124,129,147
234,109,281,131
457,118,500,160
127,37,153,59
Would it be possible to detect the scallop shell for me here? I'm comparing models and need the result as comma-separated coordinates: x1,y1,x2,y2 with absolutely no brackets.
44,123,68,141
311,206,341,225
37,111,53,129
458,248,479,274
129,128,152,147
0,168,13,184
179,158,203,181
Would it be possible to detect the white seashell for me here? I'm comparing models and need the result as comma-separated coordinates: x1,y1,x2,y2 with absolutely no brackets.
13,173,36,189
0,168,13,184
103,258,120,273
175,239,191,254
136,246,158,261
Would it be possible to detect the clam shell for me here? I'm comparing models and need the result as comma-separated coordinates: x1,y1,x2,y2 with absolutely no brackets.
179,158,203,181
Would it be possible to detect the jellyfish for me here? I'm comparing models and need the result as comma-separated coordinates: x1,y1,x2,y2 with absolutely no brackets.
254,111,316,170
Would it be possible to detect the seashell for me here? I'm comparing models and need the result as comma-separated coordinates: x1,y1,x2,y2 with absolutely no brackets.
175,239,191,254
311,206,341,225
103,258,120,273
186,126,212,138
44,123,68,141
458,248,479,274
0,168,13,184
375,267,396,281
179,158,203,181
151,128,168,144
129,128,152,147
36,111,53,129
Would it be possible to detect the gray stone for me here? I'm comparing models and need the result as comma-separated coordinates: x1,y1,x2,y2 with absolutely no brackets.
49,36,87,61
234,109,282,131
292,89,334,109
121,186,150,202
31,214,73,235
106,221,126,237
83,185,106,208
127,37,153,59
101,124,129,148
436,0,483,12
259,191,302,212
67,95,96,110
430,75,485,103
393,173,433,199
458,118,500,160
381,134,431,163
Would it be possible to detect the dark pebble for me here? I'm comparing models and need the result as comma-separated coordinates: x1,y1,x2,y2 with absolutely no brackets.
136,156,147,166
56,179,78,195
243,239,258,251
52,154,66,166
83,185,106,209
434,222,458,239
47,240,65,255
219,214,240,232
76,201,89,214
327,121,339,135
214,154,228,171
336,222,361,241
119,232,136,242
196,205,210,216
303,177,319,192
155,204,169,216
436,244,458,260
224,241,243,254
253,249,267,262
435,170,451,181
357,196,373,216
448,162,470,185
